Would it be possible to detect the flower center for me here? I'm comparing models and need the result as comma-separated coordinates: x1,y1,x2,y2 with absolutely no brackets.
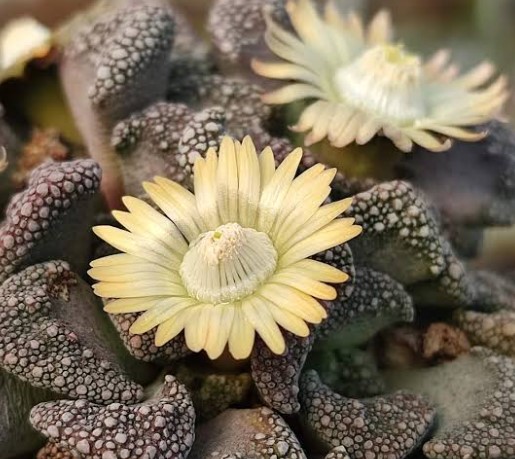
333,43,425,123
180,222,278,304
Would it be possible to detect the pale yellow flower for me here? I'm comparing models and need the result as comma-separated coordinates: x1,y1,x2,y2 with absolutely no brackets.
90,136,361,360
252,0,508,152
0,17,51,81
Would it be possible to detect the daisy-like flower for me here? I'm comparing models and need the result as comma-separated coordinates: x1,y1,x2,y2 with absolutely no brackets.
90,136,361,360
252,0,508,152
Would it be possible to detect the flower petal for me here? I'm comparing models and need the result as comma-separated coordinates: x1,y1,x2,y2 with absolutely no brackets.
88,253,176,282
92,226,176,269
286,0,336,60
292,100,329,133
112,210,182,263
280,219,362,267
257,147,302,233
204,305,235,359
279,198,354,253
242,296,286,355
272,168,334,247
143,179,203,242
402,128,452,152
366,10,392,45
194,149,221,230
237,136,261,228
258,283,327,323
184,304,211,353
259,146,276,190
356,118,381,145
271,270,337,300
93,279,186,298
305,103,338,146
89,263,181,283
262,83,326,105
216,136,240,223
289,259,349,283
424,49,451,80
154,308,191,346
453,61,496,89
104,296,167,314
331,112,363,148
121,196,188,254
268,302,310,337
251,59,320,85
130,297,197,334
228,307,255,360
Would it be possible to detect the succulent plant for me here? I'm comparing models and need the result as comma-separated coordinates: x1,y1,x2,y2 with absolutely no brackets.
58,2,176,209
1,1,515,459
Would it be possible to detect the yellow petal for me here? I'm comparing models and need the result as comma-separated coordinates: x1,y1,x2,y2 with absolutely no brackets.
251,59,319,85
356,118,381,145
326,105,353,143
420,124,486,141
88,262,180,283
143,180,202,242
279,198,354,253
155,309,191,346
228,307,255,360
130,297,197,334
194,149,221,229
383,126,414,152
343,11,365,41
184,304,211,353
204,305,235,359
290,259,349,283
270,271,337,300
262,83,325,105
424,49,451,79
92,226,174,269
257,147,302,233
331,112,362,148
286,0,335,60
305,103,337,146
237,136,261,228
242,297,286,355
280,219,362,267
453,61,495,89
90,253,144,268
259,146,276,190
104,296,166,314
272,163,328,223
402,128,452,152
292,101,329,133
122,196,188,254
268,303,310,337
366,10,392,45
113,211,184,264
270,164,325,222
272,168,334,247
263,12,321,69
216,136,239,223
93,280,186,298
259,283,327,324
324,0,347,30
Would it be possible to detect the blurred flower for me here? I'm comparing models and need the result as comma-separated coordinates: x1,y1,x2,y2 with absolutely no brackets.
90,136,361,359
0,17,51,80
252,0,508,152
